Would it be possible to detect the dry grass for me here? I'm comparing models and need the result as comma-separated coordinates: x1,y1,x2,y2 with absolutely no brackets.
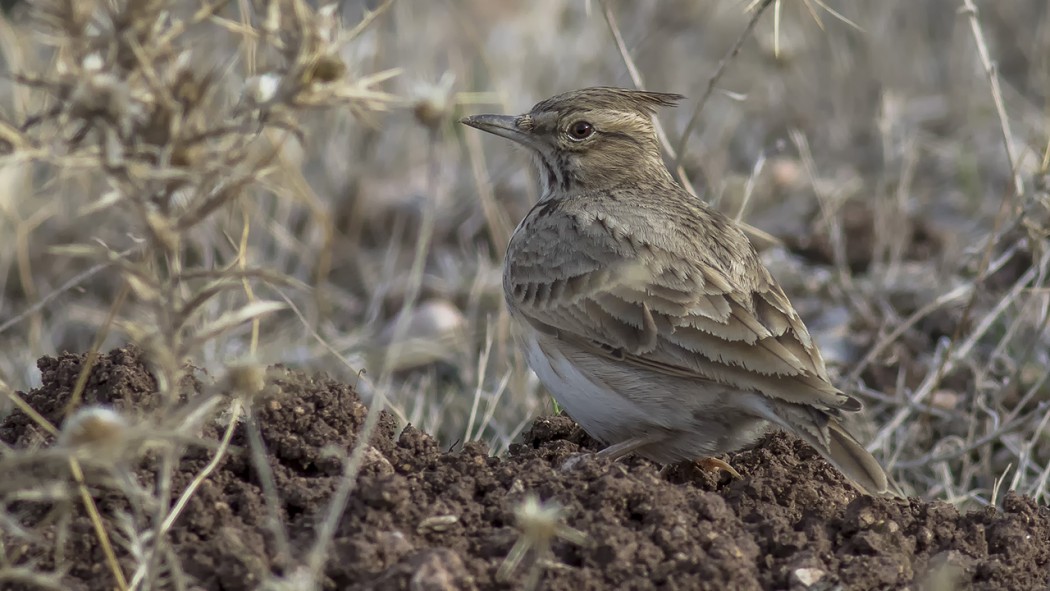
0,0,1048,587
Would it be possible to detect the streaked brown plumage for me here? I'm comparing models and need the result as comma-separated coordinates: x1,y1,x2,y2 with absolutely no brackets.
461,87,891,495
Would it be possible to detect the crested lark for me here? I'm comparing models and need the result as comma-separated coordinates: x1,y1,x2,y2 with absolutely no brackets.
461,87,891,495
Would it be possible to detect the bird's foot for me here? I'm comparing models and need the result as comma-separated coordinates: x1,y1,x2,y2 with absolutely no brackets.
695,456,742,479
660,456,742,480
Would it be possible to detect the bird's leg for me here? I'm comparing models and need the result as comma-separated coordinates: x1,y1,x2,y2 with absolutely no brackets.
658,456,742,479
595,434,664,461
561,434,662,472
597,437,741,478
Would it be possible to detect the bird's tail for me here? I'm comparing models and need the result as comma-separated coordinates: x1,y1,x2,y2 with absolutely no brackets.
771,404,896,496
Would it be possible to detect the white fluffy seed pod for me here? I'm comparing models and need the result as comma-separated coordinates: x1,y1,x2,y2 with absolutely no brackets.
60,406,129,457
222,361,267,399
245,73,281,105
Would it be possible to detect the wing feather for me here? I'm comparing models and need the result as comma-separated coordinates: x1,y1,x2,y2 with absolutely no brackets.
505,194,855,412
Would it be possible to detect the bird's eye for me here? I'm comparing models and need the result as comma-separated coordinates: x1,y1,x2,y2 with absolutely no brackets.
567,120,594,141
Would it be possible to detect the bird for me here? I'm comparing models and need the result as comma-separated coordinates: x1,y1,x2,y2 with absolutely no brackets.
460,87,891,495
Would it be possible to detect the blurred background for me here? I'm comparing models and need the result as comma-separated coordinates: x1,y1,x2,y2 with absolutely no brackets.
0,0,1048,502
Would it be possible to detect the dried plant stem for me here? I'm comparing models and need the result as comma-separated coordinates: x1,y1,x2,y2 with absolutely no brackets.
302,197,436,584
63,282,130,417
597,0,679,183
672,0,775,172
302,383,391,581
960,0,1024,197
790,129,875,320
465,115,513,254
159,401,242,537
69,457,128,590
0,246,140,338
896,404,1045,470
245,407,293,564
896,0,1026,422
239,205,262,353
3,387,60,437
872,259,1042,451
902,0,1031,416
336,0,396,47
853,3,1031,428
597,0,781,249
464,323,495,444
15,208,53,352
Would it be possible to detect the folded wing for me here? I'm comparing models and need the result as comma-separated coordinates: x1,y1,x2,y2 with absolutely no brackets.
505,197,859,415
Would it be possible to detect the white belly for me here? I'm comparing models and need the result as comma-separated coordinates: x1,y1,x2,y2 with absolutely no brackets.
519,328,771,462
522,332,653,445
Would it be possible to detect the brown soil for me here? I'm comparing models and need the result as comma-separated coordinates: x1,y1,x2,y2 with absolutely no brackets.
3,348,1049,591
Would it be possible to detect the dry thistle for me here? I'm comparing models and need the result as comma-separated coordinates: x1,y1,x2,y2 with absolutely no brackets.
497,493,588,590
3,0,399,587
303,53,347,85
221,360,268,401
245,73,283,106
59,406,129,461
411,72,456,131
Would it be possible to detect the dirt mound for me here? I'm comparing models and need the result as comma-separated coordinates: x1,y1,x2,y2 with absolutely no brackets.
2,348,1048,590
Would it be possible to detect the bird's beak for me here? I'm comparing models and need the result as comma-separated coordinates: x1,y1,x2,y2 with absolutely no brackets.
459,114,532,146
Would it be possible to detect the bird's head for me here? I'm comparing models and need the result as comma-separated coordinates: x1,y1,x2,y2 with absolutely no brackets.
461,87,683,195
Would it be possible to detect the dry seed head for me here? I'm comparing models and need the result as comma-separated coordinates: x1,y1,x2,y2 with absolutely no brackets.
82,53,104,72
314,2,340,43
145,210,180,253
513,494,575,544
318,3,338,19
498,493,588,587
411,73,456,131
304,54,346,85
169,51,211,110
71,69,129,120
60,406,129,453
67,53,147,139
125,272,159,303
378,299,466,344
222,361,267,400
245,74,282,105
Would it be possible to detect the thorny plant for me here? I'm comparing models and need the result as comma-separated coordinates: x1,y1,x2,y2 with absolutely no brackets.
497,493,589,591
0,0,1048,589
0,0,398,588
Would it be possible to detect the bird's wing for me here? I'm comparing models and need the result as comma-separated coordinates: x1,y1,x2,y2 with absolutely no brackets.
505,196,858,413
